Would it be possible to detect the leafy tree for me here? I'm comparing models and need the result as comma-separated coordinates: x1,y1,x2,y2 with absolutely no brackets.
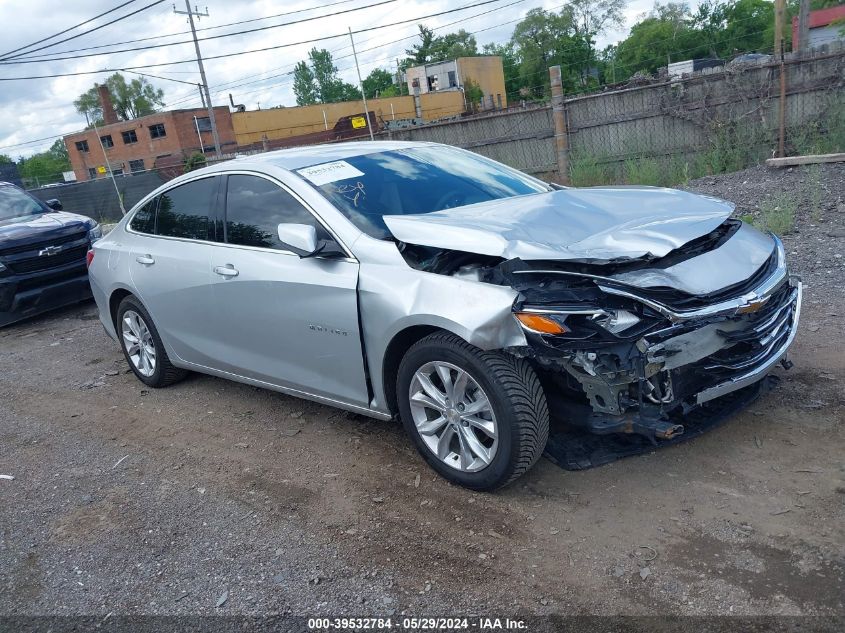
510,8,591,96
569,0,627,79
183,152,207,173
462,78,484,109
292,48,360,105
73,73,164,125
0,154,13,164
362,68,396,99
403,25,480,67
293,61,318,106
17,143,71,186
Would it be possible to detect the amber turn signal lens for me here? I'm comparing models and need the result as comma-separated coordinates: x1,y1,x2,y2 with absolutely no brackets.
514,312,569,334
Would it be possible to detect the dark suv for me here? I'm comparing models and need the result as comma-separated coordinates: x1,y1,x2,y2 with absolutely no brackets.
0,182,101,326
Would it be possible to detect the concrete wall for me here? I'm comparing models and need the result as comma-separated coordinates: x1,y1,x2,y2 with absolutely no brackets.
457,56,507,109
231,92,465,146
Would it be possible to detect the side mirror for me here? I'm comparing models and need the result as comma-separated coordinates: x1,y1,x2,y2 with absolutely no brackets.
45,199,63,211
277,223,318,257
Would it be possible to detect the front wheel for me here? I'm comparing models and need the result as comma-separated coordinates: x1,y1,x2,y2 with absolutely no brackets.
397,332,549,491
116,296,187,388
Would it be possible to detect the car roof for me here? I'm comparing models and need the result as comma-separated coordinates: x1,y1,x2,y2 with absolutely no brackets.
231,140,437,171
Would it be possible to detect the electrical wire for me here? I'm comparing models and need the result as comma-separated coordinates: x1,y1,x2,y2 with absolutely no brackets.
0,0,400,65
6,0,362,62
0,0,515,80
0,1,166,62
0,0,137,60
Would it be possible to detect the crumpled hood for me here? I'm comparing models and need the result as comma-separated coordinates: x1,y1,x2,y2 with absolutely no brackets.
384,186,734,262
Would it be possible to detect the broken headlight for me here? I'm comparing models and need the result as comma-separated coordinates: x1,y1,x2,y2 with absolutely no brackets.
515,306,656,341
591,309,641,334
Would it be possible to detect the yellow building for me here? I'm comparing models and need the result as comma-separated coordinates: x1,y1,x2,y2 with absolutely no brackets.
405,56,507,110
232,92,465,146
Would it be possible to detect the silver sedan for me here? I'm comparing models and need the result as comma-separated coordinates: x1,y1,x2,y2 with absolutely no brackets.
88,141,800,490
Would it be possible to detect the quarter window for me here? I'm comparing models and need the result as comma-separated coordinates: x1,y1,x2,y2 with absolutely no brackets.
224,175,327,250
156,177,218,241
149,123,166,139
122,130,138,144
130,197,158,234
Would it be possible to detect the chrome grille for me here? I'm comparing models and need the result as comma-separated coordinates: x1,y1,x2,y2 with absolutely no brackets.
703,283,798,371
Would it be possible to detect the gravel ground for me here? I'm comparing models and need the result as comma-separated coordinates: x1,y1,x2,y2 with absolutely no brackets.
1,164,843,618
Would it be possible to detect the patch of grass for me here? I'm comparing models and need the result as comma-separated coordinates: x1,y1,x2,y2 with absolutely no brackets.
569,153,613,186
623,157,662,186
753,194,797,235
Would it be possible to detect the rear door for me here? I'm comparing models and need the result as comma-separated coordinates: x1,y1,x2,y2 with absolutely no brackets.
208,172,369,406
128,175,222,365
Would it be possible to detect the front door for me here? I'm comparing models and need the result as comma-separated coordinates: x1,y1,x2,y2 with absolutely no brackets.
209,173,369,407
128,175,221,366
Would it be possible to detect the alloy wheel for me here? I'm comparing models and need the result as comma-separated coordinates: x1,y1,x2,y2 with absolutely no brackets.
121,310,157,377
408,361,498,472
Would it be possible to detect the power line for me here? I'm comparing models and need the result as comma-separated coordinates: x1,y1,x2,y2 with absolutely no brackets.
6,0,361,62
0,0,511,80
0,1,166,62
1,0,400,65
0,0,137,60
163,0,532,108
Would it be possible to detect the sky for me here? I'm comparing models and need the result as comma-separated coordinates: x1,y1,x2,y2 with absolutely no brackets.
0,0,670,159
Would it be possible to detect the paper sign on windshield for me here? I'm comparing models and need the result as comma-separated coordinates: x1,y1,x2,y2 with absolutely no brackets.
297,161,364,186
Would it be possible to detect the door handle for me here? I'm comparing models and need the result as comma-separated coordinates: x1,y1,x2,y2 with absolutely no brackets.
213,264,239,278
135,254,155,265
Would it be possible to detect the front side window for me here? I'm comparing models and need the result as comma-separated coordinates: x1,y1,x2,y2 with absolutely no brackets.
224,175,328,250
299,146,549,239
130,197,158,234
149,123,166,139
156,177,217,241
0,185,47,221
122,130,138,144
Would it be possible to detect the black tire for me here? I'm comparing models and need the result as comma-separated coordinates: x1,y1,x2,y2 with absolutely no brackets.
116,295,187,388
397,332,549,491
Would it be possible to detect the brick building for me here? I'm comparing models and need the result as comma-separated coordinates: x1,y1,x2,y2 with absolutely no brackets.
64,87,236,181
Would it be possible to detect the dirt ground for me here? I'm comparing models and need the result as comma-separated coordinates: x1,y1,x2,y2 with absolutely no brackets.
1,165,843,618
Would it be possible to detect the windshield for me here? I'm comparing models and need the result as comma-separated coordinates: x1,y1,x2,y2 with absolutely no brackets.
0,185,47,222
298,146,549,239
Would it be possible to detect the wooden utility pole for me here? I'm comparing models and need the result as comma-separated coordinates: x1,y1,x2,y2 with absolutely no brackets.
797,0,811,52
774,0,786,56
549,65,570,185
175,2,222,158
774,0,787,157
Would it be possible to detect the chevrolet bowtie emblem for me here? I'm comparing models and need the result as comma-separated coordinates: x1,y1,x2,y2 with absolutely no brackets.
738,296,770,314
38,245,62,257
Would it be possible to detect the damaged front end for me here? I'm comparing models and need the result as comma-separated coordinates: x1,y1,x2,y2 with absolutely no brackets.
501,234,801,443
385,187,801,446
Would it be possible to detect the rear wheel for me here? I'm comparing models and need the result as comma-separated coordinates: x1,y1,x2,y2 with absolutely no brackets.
117,296,187,388
397,332,549,490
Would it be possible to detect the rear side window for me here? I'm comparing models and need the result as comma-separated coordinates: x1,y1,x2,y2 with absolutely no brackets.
156,177,218,241
224,174,328,250
129,197,158,234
